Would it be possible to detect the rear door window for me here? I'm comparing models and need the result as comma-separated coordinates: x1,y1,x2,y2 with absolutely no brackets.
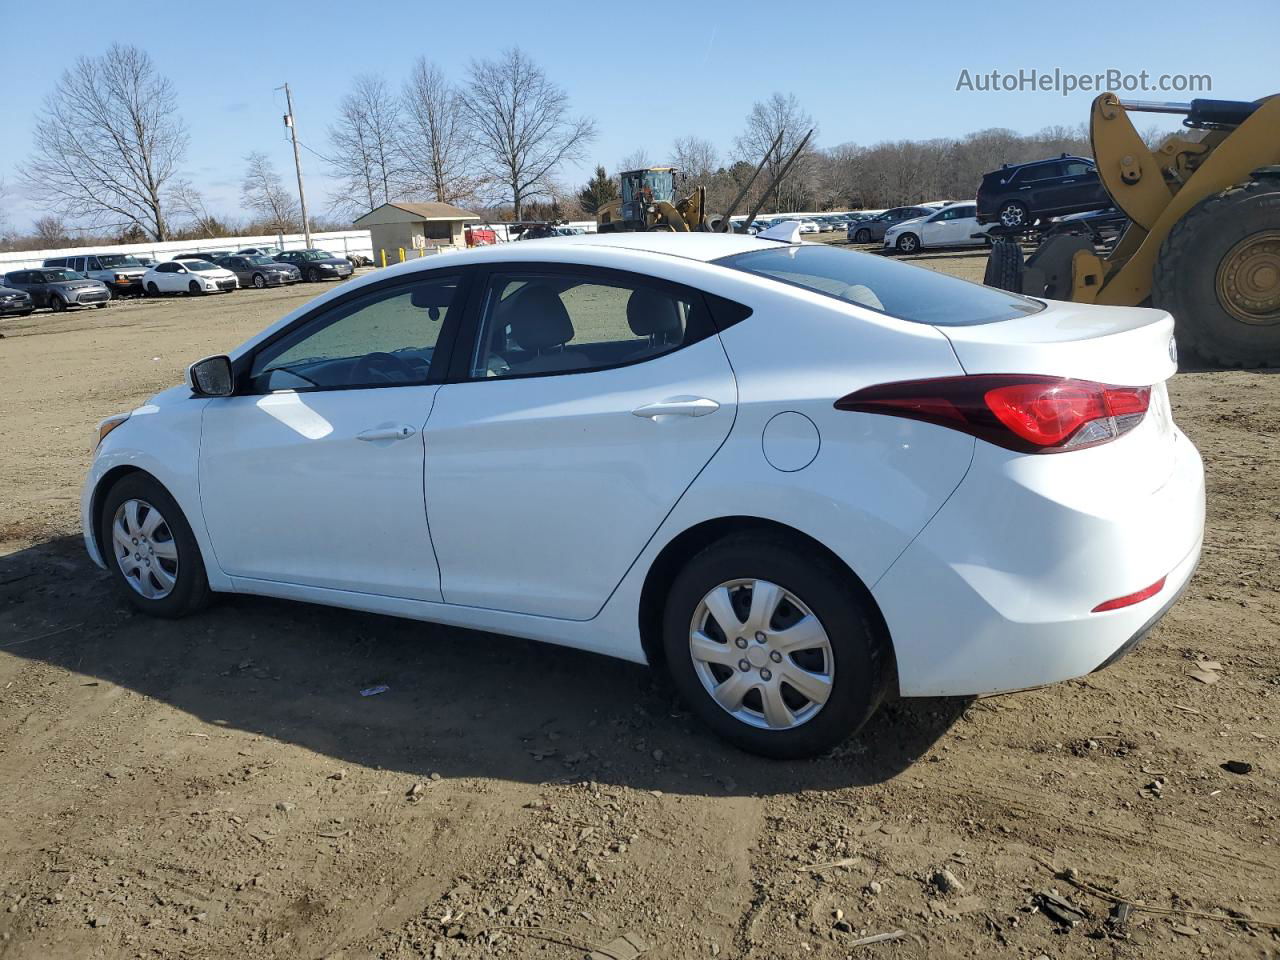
717,245,1043,326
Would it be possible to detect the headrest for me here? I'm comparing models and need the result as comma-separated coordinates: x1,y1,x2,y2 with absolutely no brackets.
510,285,574,351
626,288,682,338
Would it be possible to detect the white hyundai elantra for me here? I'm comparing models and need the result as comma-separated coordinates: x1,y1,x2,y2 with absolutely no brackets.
83,231,1204,758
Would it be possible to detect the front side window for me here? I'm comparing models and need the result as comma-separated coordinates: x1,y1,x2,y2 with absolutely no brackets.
248,275,460,392
469,272,703,380
718,245,1043,326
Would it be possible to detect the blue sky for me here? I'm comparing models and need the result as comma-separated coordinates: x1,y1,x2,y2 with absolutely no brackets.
0,2,1265,230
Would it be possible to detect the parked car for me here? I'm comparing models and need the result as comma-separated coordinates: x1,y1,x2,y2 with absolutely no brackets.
0,283,34,316
845,206,934,244
883,202,993,254
273,249,355,282
42,253,146,297
797,220,820,235
175,251,234,263
235,247,283,259
141,260,238,296
5,267,111,311
218,254,302,289
977,155,1110,228
81,232,1203,759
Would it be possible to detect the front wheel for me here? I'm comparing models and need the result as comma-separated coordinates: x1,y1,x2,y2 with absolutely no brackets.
95,302,108,309
100,473,210,618
896,232,920,254
146,282,159,297
854,228,871,243
188,280,202,295
998,201,1029,229
662,534,889,758
306,267,320,282
252,273,266,289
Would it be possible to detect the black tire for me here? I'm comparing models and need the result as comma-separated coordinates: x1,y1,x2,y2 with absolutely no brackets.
895,232,920,254
49,296,66,313
188,280,202,295
146,281,159,297
306,267,320,282
661,533,889,759
998,201,1030,229
18,310,33,317
252,273,266,289
1152,179,1280,368
984,237,1025,292
95,302,108,309
99,473,211,618
854,228,871,244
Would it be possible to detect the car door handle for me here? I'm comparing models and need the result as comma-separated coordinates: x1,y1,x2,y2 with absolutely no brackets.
631,396,720,419
357,425,415,441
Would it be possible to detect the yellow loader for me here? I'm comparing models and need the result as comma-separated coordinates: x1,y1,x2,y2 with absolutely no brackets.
986,94,1280,367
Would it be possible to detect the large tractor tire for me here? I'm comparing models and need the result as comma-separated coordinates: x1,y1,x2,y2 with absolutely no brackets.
1153,178,1280,367
984,237,1025,292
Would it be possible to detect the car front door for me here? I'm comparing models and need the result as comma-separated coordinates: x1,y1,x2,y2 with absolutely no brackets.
1060,160,1106,209
920,209,951,246
423,266,738,620
199,271,466,600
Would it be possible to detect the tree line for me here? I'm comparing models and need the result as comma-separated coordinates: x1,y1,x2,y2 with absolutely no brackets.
0,42,1171,251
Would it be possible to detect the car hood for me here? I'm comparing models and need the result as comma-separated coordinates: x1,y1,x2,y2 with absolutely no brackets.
55,280,106,291
886,217,927,232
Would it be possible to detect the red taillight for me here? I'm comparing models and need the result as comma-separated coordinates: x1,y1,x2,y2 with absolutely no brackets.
835,375,1151,453
1092,576,1166,612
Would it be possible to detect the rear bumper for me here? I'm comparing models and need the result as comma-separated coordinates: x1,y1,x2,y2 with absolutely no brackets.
873,426,1205,697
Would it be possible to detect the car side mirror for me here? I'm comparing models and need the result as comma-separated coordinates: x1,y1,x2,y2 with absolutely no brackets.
186,355,234,397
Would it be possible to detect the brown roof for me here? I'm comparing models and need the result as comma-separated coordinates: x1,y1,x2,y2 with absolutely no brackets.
355,201,480,224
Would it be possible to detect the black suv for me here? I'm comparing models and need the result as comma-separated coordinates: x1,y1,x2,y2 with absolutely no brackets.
976,155,1110,228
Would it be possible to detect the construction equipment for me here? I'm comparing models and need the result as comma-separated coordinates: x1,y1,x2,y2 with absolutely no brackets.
985,93,1280,367
595,130,814,235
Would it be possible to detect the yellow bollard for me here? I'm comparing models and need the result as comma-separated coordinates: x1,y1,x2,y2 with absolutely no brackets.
380,248,387,268
398,247,405,263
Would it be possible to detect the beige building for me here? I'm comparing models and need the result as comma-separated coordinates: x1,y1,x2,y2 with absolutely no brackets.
353,202,481,264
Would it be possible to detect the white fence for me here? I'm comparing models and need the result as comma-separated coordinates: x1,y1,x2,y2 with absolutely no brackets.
0,230,375,273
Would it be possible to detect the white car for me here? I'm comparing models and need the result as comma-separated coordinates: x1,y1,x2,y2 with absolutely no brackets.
796,220,820,235
883,202,993,254
83,233,1204,758
142,260,238,296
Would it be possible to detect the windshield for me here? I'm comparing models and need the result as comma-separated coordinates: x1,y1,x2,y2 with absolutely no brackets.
300,250,333,261
185,261,218,272
40,269,81,282
97,254,141,268
717,245,1043,326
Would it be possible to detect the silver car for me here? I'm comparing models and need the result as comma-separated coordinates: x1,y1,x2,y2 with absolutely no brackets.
4,267,111,311
217,255,301,289
42,253,146,297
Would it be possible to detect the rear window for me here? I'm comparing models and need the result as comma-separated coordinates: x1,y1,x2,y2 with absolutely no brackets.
717,244,1043,326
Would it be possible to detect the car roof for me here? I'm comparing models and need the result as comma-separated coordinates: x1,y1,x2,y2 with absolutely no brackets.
487,231,781,263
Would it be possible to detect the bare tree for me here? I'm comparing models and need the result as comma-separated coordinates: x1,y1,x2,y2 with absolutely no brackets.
241,152,300,232
399,58,476,204
328,74,403,219
20,44,187,240
461,47,596,220
616,149,652,172
0,177,13,242
170,179,222,237
671,136,718,183
735,93,818,213
33,215,69,248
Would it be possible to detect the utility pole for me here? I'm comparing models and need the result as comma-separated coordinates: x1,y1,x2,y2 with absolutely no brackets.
281,82,312,248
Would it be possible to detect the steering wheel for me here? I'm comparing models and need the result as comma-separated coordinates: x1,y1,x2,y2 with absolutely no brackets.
349,351,418,385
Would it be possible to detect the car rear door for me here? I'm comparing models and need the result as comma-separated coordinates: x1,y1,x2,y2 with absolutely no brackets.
422,265,737,620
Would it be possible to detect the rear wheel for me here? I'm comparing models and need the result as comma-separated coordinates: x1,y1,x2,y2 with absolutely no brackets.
854,228,871,243
984,237,1025,292
99,473,210,618
998,200,1030,229
1153,179,1280,367
662,534,888,758
896,232,920,254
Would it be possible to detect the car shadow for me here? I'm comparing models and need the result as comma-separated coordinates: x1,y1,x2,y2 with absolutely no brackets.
0,535,968,797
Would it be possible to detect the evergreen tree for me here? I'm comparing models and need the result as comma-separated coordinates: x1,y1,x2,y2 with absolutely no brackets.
577,165,618,214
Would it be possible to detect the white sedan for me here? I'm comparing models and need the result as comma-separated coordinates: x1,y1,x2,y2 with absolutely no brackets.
883,202,994,254
83,232,1204,758
142,260,239,296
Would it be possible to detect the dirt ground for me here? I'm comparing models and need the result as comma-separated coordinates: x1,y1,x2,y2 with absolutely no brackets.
1,253,1277,960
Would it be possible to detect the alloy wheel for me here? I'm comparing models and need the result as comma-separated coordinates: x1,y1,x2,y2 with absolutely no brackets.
111,498,179,600
688,578,834,731
999,204,1027,228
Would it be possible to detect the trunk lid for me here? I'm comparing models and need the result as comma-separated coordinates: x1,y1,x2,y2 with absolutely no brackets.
937,300,1177,386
